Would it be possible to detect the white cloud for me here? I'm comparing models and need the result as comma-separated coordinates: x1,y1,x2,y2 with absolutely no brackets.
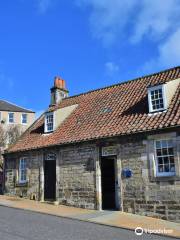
77,0,180,69
36,0,53,13
143,28,180,72
131,0,180,43
77,0,180,45
77,0,138,45
105,61,119,75
158,28,180,66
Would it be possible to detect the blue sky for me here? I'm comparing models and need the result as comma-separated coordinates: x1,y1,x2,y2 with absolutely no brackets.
0,0,180,116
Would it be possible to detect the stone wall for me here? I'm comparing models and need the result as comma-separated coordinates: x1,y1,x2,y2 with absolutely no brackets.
4,131,180,222
4,157,16,195
4,151,42,200
58,143,97,209
119,132,180,222
4,143,98,209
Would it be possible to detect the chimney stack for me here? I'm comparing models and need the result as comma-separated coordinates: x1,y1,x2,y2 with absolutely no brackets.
50,76,69,106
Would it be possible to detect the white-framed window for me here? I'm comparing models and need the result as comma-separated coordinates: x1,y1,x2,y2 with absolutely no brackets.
8,112,14,123
21,113,27,124
45,112,54,133
148,85,167,112
155,139,175,177
19,158,27,183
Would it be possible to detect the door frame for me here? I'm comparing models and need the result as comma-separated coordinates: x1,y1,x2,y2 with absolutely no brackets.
99,155,119,210
43,152,57,201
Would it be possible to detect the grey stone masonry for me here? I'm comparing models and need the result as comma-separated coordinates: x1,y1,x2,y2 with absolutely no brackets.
4,151,42,200
4,130,180,223
4,143,98,210
58,144,97,209
119,131,180,223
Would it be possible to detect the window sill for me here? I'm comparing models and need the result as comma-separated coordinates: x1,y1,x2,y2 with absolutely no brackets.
148,109,167,116
150,176,180,182
43,131,54,136
15,182,28,187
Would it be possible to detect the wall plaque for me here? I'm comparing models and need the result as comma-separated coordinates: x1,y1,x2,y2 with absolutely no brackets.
102,146,117,156
45,153,56,161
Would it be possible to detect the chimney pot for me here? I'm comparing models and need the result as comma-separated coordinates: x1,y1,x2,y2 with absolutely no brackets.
54,76,66,89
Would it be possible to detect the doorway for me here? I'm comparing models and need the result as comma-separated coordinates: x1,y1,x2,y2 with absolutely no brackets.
44,159,56,201
101,157,117,210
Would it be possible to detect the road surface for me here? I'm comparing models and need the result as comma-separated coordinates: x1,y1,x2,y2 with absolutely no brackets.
0,206,174,240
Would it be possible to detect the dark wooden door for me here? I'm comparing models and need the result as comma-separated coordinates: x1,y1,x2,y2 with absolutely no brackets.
101,158,116,210
44,160,56,201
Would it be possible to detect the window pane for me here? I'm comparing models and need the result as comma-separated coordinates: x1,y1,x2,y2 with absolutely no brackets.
169,156,174,164
19,158,27,182
156,149,162,156
168,148,174,155
9,113,14,123
163,157,169,164
46,113,54,132
158,165,164,172
162,148,168,155
170,165,175,172
156,141,161,148
150,87,164,111
161,140,167,148
157,157,163,164
164,164,169,172
168,140,173,147
155,139,175,176
22,114,27,124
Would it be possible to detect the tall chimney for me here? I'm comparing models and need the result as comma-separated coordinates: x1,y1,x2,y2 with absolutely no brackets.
50,76,69,106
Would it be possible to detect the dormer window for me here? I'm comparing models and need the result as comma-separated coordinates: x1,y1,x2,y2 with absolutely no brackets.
45,112,54,133
148,85,167,113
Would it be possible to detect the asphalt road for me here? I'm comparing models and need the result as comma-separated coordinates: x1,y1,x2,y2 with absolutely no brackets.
0,206,175,240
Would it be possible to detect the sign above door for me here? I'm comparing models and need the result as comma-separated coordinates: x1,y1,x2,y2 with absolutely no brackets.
102,146,117,157
45,153,56,161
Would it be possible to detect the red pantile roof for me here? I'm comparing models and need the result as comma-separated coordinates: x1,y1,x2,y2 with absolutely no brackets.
6,66,180,153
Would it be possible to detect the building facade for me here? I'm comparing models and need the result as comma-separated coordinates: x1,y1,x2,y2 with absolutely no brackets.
4,67,180,222
0,100,35,133
0,100,35,191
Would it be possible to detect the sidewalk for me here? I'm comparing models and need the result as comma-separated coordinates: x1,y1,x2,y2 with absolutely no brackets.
0,195,180,238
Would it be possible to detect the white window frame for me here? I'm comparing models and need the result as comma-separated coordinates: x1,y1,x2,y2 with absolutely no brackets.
148,85,167,113
154,139,176,177
8,112,14,123
19,158,27,183
21,113,27,124
44,112,54,133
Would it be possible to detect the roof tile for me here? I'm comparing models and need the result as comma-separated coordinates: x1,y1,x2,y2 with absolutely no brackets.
6,66,180,153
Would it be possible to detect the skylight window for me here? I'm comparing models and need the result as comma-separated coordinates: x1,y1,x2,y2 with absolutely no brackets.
148,85,167,113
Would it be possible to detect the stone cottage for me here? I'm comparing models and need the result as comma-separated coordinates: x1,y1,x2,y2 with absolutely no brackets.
4,66,180,222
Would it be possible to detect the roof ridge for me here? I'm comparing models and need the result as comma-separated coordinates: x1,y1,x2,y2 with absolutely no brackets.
64,65,180,100
0,99,35,113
